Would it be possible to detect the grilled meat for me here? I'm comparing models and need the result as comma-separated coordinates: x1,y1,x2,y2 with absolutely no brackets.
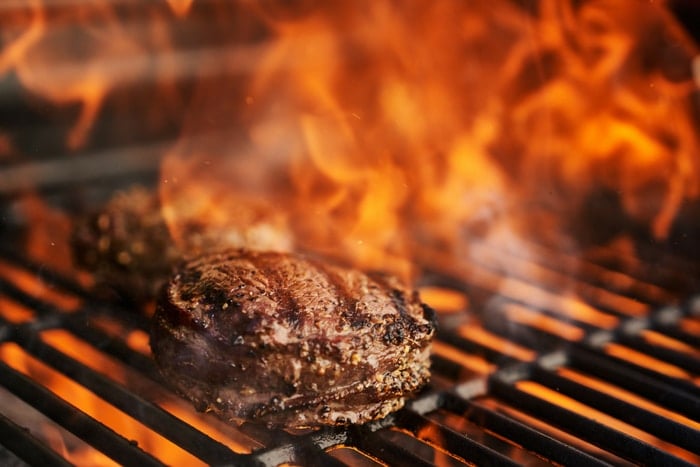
150,249,436,428
72,186,293,302
72,187,179,301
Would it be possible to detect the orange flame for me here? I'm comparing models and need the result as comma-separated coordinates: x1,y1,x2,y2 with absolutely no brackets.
418,286,469,314
165,0,194,18
0,260,81,312
0,327,261,464
641,330,700,358
457,325,536,362
156,0,699,283
558,367,700,430
2,0,696,284
517,380,700,464
431,341,495,376
605,342,699,384
680,318,700,336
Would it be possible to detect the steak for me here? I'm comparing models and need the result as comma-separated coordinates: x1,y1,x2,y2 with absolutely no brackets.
150,249,436,428
72,186,293,302
72,187,180,301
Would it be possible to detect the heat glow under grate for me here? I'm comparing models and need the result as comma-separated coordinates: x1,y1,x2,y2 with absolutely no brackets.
0,236,698,466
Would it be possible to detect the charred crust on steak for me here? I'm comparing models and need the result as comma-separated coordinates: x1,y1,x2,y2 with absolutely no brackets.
72,186,293,302
71,187,180,301
150,249,436,428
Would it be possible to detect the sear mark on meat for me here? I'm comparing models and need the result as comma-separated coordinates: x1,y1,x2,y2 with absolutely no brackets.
150,249,436,428
71,186,293,302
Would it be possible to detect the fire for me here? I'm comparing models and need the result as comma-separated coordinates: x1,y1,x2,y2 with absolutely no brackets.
418,286,469,314
605,342,699,384
0,0,696,280
0,341,205,465
413,422,459,467
0,259,81,312
166,0,194,18
517,380,700,464
431,341,495,376
153,0,699,285
641,330,700,358
0,0,698,463
0,328,261,464
0,295,34,323
680,317,700,337
457,325,536,362
558,367,700,430
502,302,585,341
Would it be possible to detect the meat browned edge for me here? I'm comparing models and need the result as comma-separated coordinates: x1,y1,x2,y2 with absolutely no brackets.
150,249,436,428
72,186,293,302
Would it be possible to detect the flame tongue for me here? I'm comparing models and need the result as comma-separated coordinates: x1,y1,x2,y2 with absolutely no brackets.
166,0,195,18
159,0,698,278
2,0,696,276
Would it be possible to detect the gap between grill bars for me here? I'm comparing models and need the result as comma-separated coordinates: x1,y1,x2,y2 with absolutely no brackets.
0,239,698,466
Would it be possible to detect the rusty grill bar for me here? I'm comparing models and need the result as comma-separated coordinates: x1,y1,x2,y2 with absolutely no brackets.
0,185,699,466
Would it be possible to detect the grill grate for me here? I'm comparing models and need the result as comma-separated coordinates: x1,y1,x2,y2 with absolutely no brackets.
0,200,699,466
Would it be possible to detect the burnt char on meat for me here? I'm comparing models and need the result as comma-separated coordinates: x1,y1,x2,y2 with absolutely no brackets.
72,187,180,301
72,186,293,302
150,249,436,428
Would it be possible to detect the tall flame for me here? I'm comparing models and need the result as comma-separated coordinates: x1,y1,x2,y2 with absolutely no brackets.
160,0,698,279
1,0,698,274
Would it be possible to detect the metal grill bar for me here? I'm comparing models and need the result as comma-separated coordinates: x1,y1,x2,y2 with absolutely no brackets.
0,413,73,467
483,314,569,351
487,298,604,333
395,409,521,466
430,353,474,382
353,429,439,467
253,437,349,467
0,247,99,301
64,316,156,374
1,213,699,465
435,330,523,367
0,361,164,466
569,345,700,421
442,393,611,467
489,371,696,466
652,320,700,347
616,334,700,375
540,240,700,296
529,364,700,454
12,329,243,465
467,243,659,317
487,240,676,304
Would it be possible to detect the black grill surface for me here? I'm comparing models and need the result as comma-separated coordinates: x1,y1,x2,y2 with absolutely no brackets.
0,178,699,466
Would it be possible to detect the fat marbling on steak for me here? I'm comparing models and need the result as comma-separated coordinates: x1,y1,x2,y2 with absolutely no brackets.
150,249,436,428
